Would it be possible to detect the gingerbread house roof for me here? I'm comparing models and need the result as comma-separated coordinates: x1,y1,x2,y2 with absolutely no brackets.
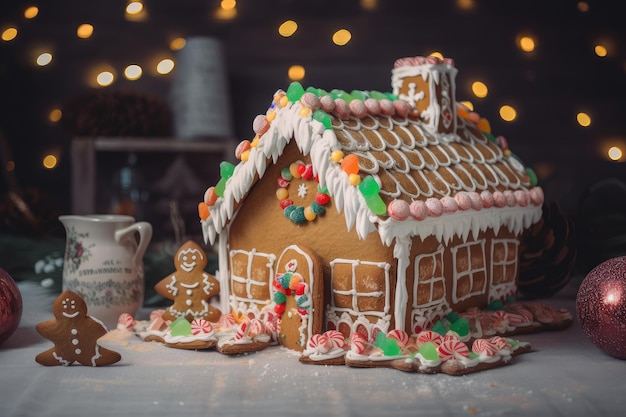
200,57,543,246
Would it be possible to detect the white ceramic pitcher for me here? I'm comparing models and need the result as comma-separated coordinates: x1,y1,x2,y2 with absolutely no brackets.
59,215,152,329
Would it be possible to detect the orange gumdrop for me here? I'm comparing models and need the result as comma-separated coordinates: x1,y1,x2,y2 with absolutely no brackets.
340,154,359,176
198,202,211,220
477,117,491,133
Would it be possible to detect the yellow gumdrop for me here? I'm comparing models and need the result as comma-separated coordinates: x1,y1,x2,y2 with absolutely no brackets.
289,274,302,290
477,117,491,133
241,150,250,162
276,188,289,200
251,135,261,148
280,95,289,108
331,150,344,163
290,162,302,179
304,206,317,221
299,107,311,117
266,109,276,122
504,149,512,157
348,173,361,186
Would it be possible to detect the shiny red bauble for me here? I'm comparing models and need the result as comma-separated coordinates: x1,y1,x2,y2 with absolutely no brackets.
576,256,626,359
0,267,23,345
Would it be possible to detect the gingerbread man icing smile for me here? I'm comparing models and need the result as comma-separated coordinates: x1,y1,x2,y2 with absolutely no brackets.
155,240,221,323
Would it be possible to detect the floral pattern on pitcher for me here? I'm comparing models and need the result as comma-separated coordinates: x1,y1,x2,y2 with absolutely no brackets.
63,226,95,274
64,276,144,308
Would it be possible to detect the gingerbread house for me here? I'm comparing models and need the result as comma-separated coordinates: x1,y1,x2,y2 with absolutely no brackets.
198,56,543,353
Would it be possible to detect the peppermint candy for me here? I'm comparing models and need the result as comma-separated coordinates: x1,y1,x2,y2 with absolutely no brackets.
437,338,470,361
248,319,266,338
308,333,331,353
416,330,443,347
472,339,499,357
349,333,368,355
387,329,410,348
235,319,251,340
117,313,135,331
218,313,237,330
324,330,347,349
191,319,213,335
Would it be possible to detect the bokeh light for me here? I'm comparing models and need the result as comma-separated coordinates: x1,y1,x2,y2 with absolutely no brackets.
49,108,62,123
499,105,517,122
24,6,39,19
577,112,591,127
519,36,535,52
608,146,623,161
42,155,58,169
36,52,53,66
332,29,352,46
279,20,298,37
124,64,142,80
288,65,305,81
170,37,186,51
156,59,175,74
96,71,115,86
471,81,488,98
594,45,608,57
77,24,94,39
2,27,18,42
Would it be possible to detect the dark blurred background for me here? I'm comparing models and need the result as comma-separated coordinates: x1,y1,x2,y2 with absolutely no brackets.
1,0,625,291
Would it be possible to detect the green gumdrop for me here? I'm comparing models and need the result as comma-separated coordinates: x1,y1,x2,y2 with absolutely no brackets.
368,90,388,100
289,206,306,224
281,167,293,181
274,291,287,304
215,178,226,197
384,92,398,101
310,201,325,215
446,311,460,324
468,352,480,360
449,317,470,337
507,338,518,347
220,161,235,179
486,299,505,311
286,81,306,102
365,195,387,216
306,86,320,96
431,321,448,336
350,90,368,101
526,167,538,186
284,205,297,219
358,175,380,196
382,337,402,356
374,331,386,348
312,109,332,129
332,90,354,102
418,342,439,361
318,186,329,194
170,317,192,337
483,132,496,142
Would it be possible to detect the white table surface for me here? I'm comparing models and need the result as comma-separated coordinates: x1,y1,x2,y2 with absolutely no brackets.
2,280,626,417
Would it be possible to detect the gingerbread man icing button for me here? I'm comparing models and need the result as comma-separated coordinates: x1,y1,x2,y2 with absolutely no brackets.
35,290,121,366
154,240,222,323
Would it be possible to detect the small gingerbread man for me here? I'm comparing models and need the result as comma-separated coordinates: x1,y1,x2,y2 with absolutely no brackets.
154,240,221,323
35,290,121,366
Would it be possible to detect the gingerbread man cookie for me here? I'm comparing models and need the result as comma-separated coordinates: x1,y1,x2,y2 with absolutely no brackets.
154,240,221,323
35,290,121,366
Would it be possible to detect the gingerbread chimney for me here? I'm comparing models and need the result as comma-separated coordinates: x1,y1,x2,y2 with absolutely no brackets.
391,56,458,134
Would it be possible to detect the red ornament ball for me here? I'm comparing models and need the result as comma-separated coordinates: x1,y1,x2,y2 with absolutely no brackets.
0,267,23,345
576,256,626,359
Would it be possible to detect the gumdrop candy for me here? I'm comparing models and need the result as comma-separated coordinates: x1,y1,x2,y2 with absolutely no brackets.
273,291,287,304
449,317,470,337
365,195,387,216
358,175,379,196
220,161,235,179
418,341,440,361
446,311,460,324
368,90,387,100
340,154,359,176
486,299,505,311
286,81,305,102
215,178,226,197
431,321,448,336
374,332,402,356
170,317,192,337
526,167,538,186
312,109,332,129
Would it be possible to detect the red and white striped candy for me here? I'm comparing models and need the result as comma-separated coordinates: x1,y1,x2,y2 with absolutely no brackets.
148,317,167,332
191,319,213,335
235,318,251,340
472,339,499,357
117,313,134,331
308,333,331,353
349,333,368,355
387,329,410,348
324,330,347,349
218,314,237,329
416,330,443,347
150,309,165,321
489,336,511,351
248,319,266,338
437,338,470,361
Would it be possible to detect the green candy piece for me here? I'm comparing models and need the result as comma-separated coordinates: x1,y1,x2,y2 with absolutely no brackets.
220,161,235,179
215,177,226,197
279,272,293,289
483,132,496,142
318,186,329,194
418,341,439,361
331,90,354,102
506,338,519,347
526,167,538,186
486,299,505,311
281,167,293,181
374,332,401,356
431,321,448,336
446,311,460,324
350,90,368,101
289,206,306,224
365,195,387,216
170,317,192,337
286,81,306,102
384,92,398,101
468,352,480,360
358,175,380,196
368,90,388,100
310,201,326,215
312,109,332,129
284,205,297,218
449,317,470,337
274,291,287,304
306,86,320,96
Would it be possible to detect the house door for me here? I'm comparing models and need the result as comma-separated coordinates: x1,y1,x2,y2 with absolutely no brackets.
274,245,323,352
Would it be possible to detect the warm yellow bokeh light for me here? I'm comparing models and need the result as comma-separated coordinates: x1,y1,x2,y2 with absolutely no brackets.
608,146,623,161
2,27,18,42
288,65,305,81
6,160,15,172
96,71,115,86
595,45,608,57
49,108,62,123
332,29,352,46
36,53,53,66
124,64,142,80
360,0,379,10
126,1,144,15
221,0,237,10
278,20,298,37
578,2,590,12
471,81,488,98
577,112,591,127
42,155,58,169
156,59,175,75
499,105,517,122
24,6,39,19
456,0,475,10
170,37,186,51
459,101,474,111
519,36,535,52
77,24,94,39
429,51,444,60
